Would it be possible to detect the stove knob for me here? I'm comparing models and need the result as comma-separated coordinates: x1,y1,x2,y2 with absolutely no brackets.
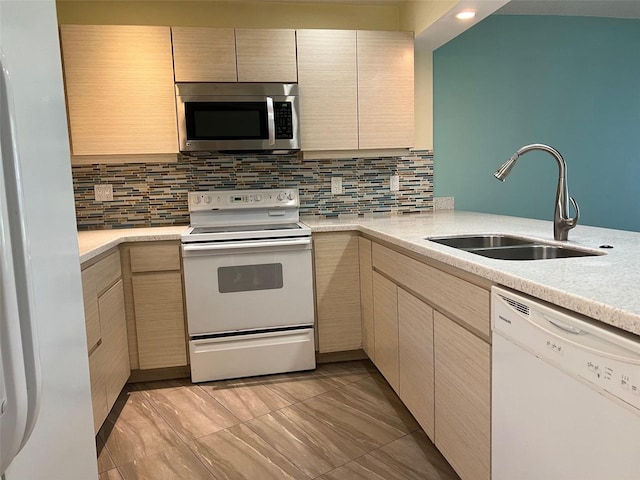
192,195,201,205
203,195,212,204
287,192,295,201
277,192,286,201
254,194,263,202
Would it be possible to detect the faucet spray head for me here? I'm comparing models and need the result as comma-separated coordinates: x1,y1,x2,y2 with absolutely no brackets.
494,153,519,181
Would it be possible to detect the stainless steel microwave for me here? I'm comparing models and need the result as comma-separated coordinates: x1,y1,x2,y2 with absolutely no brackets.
175,83,300,155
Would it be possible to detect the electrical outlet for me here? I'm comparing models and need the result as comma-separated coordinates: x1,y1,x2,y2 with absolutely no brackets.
390,175,400,192
331,177,343,195
94,184,113,201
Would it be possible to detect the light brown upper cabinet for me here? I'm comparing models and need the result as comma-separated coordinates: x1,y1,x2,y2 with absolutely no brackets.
172,27,237,82
357,31,414,149
171,28,297,83
297,29,414,154
235,29,297,82
59,25,178,156
297,29,358,151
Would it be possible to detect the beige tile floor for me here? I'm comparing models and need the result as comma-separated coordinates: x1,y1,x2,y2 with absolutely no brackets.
97,360,461,480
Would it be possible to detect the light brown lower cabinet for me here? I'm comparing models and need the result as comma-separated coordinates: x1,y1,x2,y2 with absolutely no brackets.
434,311,491,480
81,249,130,433
313,232,362,353
370,269,435,438
126,242,188,370
99,279,129,408
370,238,491,480
132,272,187,369
398,288,435,441
358,237,374,359
372,271,399,391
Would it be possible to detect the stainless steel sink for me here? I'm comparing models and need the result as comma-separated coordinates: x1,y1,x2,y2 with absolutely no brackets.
470,244,602,260
429,234,534,249
426,234,604,260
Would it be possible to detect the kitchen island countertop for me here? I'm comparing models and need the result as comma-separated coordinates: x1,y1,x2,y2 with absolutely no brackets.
302,210,640,337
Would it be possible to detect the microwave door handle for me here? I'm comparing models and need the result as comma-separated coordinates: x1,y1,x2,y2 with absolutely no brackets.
266,96,275,145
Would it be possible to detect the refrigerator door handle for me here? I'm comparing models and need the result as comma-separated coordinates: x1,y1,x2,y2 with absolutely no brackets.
0,49,42,475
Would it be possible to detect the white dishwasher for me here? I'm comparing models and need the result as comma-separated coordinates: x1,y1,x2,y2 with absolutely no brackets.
492,286,640,480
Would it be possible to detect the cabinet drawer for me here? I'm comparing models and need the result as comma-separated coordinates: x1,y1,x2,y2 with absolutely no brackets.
130,243,180,273
94,250,122,295
372,243,490,337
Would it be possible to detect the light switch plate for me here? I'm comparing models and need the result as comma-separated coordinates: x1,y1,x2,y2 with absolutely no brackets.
331,177,343,195
390,175,400,192
94,184,113,201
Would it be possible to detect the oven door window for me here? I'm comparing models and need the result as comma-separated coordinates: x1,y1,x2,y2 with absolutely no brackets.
217,263,283,293
185,102,268,140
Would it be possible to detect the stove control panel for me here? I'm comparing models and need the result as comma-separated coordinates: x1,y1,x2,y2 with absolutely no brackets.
188,189,299,211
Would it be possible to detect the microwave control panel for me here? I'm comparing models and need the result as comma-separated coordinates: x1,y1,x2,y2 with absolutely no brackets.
274,102,293,139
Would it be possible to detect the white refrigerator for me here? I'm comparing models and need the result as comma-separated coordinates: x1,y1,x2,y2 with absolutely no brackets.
0,0,99,478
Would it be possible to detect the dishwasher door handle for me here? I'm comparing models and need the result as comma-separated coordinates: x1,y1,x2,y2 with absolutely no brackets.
530,311,640,364
544,315,583,335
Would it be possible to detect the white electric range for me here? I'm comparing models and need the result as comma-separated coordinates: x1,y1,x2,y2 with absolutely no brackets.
181,188,315,382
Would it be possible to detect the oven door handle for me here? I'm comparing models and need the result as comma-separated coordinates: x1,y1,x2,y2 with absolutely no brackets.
182,238,311,256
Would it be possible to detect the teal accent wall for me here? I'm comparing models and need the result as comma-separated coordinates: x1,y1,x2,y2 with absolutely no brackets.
433,15,640,232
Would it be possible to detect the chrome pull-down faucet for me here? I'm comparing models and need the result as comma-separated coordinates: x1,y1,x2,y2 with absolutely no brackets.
494,143,580,241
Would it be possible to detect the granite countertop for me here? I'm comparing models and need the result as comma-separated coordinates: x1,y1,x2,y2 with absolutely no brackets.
77,226,189,264
302,211,640,337
77,211,640,336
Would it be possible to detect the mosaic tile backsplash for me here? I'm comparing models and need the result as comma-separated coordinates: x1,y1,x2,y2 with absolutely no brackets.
72,151,433,230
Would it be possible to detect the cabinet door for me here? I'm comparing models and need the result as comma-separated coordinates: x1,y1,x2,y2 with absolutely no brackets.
373,272,399,392
132,272,187,369
434,311,490,480
235,29,297,82
87,346,108,434
358,237,374,360
60,25,178,155
99,279,130,410
398,288,434,440
357,31,414,149
172,27,237,82
314,233,362,353
81,267,100,352
297,29,358,151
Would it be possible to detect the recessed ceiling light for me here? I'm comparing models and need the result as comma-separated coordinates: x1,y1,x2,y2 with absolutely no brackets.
455,10,477,20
